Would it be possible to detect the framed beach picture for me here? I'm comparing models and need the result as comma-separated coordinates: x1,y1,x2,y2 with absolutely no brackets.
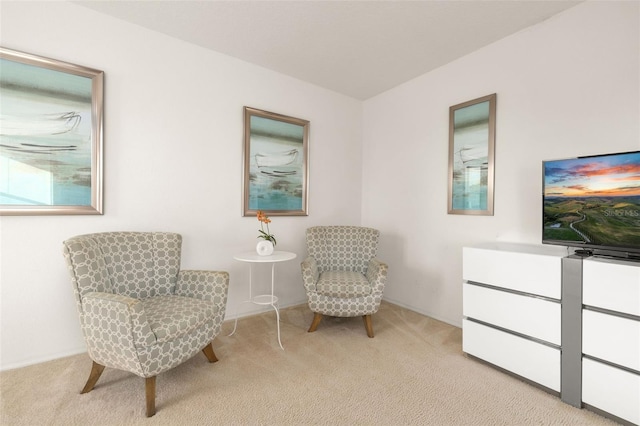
0,47,104,215
242,106,309,216
448,93,496,216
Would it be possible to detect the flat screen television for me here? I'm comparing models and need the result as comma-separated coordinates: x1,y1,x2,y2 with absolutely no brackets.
542,150,640,258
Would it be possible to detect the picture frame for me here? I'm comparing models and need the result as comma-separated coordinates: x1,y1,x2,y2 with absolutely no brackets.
448,93,496,216
242,106,309,216
0,47,104,215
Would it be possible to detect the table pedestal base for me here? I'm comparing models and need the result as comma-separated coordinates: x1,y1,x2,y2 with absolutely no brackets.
228,294,283,350
228,255,294,350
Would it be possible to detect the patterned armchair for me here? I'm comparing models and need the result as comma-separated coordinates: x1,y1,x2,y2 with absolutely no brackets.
62,232,229,417
301,226,388,337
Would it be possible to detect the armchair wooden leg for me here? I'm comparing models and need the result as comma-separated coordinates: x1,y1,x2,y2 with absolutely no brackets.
145,376,156,417
80,361,105,394
308,313,323,332
363,315,374,338
202,342,218,363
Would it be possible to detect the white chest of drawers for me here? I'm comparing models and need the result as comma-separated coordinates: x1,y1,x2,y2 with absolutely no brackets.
581,257,640,425
462,243,565,392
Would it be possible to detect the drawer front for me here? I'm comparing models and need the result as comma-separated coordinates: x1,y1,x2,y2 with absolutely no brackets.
583,258,640,316
583,358,640,425
463,247,561,299
462,319,560,391
583,309,640,371
463,283,561,345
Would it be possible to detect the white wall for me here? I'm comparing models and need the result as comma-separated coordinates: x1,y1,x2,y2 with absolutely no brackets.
0,1,363,370
362,1,639,326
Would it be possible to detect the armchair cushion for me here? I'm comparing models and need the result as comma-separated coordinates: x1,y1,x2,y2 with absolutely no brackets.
316,271,371,298
142,295,216,344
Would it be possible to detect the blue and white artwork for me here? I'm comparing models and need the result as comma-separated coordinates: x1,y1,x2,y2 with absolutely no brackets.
0,56,94,207
246,112,307,214
451,100,490,211
449,93,496,215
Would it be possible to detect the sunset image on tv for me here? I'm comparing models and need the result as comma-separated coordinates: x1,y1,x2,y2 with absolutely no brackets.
543,151,640,248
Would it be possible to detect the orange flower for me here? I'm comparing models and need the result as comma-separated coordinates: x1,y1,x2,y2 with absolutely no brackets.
257,210,271,223
256,211,276,245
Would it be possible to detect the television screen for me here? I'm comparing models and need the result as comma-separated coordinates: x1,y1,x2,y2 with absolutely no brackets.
543,150,640,255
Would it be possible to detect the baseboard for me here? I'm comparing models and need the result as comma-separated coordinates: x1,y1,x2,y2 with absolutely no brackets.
1,346,87,372
382,297,462,328
223,299,308,322
2,301,311,372
2,299,453,372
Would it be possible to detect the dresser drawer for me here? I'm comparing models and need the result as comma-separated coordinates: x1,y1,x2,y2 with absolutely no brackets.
583,309,640,371
462,319,560,391
583,358,640,425
463,246,562,299
463,283,560,345
583,258,640,316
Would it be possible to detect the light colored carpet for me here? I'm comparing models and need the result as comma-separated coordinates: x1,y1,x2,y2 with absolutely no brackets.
0,302,618,425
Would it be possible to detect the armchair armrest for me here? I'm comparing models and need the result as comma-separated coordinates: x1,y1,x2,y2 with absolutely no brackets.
301,256,319,292
365,259,388,295
82,292,156,350
175,270,230,307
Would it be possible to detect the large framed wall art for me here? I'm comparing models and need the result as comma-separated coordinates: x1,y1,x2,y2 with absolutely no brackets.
242,106,309,216
448,93,496,216
0,47,104,215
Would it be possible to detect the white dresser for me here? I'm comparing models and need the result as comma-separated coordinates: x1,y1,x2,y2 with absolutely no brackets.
463,243,640,425
581,257,640,425
462,243,565,392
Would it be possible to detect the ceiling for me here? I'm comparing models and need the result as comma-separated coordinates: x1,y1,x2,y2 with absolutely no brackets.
77,0,582,100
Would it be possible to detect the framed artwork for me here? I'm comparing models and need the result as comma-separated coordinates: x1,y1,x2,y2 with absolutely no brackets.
448,93,496,215
242,106,309,216
0,47,104,215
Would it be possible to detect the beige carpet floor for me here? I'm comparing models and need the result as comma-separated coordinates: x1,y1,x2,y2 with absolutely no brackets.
0,302,619,425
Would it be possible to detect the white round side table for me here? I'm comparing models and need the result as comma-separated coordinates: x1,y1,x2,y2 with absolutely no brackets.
228,250,297,350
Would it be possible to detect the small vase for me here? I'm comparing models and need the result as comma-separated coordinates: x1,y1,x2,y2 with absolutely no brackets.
256,240,274,256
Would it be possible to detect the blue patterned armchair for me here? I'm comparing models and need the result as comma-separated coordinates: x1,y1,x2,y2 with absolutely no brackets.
62,232,229,417
301,226,388,337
